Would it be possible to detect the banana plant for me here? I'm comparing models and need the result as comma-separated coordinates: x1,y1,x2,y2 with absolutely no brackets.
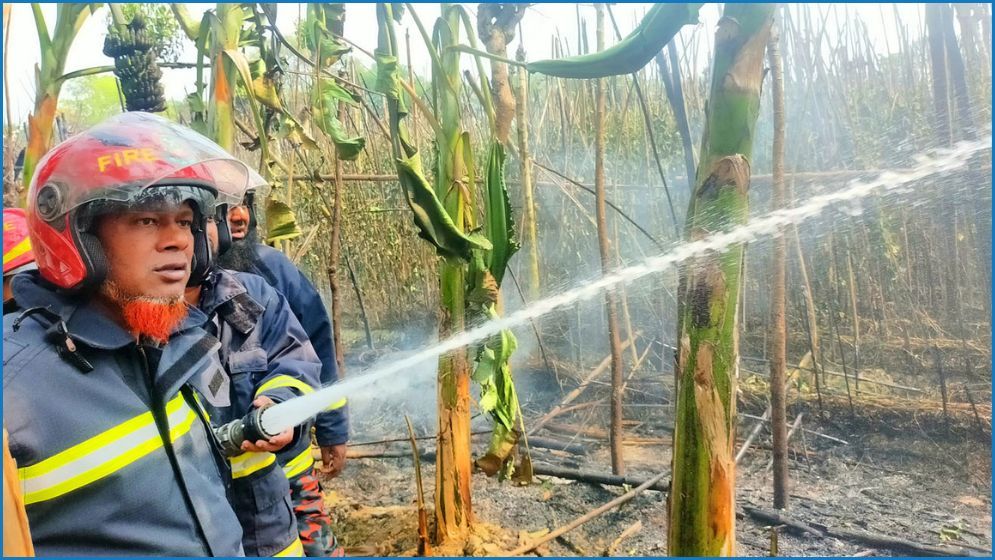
172,3,324,243
376,2,497,545
21,3,101,202
668,5,774,556
526,3,703,79
303,3,365,161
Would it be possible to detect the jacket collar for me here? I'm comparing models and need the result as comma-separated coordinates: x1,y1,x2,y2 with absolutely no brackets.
197,268,263,335
11,271,210,350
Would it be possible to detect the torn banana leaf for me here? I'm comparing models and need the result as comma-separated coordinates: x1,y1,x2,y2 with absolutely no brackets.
472,311,521,468
265,198,302,242
483,142,519,286
527,3,703,79
394,154,491,260
274,112,319,151
474,422,520,477
313,80,365,160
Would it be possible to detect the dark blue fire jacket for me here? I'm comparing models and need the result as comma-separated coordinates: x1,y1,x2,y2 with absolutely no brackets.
249,243,348,447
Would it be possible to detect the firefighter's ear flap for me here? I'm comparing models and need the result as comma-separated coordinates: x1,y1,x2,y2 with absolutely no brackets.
188,213,212,287
214,206,232,257
72,230,107,294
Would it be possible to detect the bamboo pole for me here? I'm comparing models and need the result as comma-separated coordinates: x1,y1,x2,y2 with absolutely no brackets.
592,4,626,477
767,19,789,510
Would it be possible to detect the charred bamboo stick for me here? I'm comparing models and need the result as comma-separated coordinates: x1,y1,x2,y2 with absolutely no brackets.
526,436,588,456
405,416,431,556
818,524,990,557
531,463,669,492
504,469,670,556
742,505,825,537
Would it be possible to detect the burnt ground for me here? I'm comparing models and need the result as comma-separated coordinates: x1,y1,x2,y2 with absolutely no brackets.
318,357,992,557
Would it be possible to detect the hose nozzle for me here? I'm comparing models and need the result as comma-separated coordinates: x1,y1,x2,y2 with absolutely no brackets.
213,405,275,457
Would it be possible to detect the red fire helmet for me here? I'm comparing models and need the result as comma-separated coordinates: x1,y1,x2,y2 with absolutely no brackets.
27,112,267,292
3,207,36,276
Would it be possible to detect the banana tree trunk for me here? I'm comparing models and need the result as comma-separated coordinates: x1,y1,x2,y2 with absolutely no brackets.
434,4,474,545
668,5,773,556
207,4,242,151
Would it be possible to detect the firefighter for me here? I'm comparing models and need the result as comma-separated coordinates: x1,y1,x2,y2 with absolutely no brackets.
3,112,260,555
184,210,323,557
223,187,347,556
3,207,37,310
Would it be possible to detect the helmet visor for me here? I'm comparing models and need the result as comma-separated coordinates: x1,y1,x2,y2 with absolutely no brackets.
30,112,268,220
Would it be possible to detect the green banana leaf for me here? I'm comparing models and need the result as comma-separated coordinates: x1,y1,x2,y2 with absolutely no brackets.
395,154,491,260
483,142,519,286
472,308,521,470
274,112,319,151
375,14,489,261
304,3,350,67
527,3,703,79
313,80,366,160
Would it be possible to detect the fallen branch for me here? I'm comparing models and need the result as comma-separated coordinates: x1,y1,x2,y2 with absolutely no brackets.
350,430,490,448
818,524,990,557
605,520,643,556
739,412,849,445
531,463,669,492
503,469,669,556
528,337,636,435
742,505,990,557
527,436,588,456
735,407,771,463
741,505,825,537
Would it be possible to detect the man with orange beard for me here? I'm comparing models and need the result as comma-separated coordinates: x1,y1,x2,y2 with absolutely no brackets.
2,113,261,555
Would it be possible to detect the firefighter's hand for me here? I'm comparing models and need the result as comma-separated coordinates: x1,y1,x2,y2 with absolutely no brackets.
318,444,348,477
240,397,293,453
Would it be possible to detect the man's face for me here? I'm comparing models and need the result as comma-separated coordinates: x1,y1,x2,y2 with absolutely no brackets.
96,202,195,301
228,205,250,240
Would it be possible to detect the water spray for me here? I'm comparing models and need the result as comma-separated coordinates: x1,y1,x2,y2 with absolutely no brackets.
255,135,991,439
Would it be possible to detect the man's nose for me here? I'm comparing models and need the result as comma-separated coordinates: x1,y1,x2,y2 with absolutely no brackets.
158,218,193,252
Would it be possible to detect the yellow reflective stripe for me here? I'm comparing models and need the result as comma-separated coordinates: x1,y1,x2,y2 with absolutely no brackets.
19,395,185,479
19,395,195,505
255,375,314,398
3,238,31,266
281,446,314,479
190,391,211,423
325,397,347,412
230,451,276,479
273,538,304,557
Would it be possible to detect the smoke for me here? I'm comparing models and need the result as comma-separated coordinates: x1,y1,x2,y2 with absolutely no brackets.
262,134,991,437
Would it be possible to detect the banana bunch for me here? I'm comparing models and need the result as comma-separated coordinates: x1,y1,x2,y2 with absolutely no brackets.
102,14,166,113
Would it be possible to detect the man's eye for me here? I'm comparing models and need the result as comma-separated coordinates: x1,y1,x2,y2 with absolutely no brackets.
178,219,194,228
138,217,157,226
